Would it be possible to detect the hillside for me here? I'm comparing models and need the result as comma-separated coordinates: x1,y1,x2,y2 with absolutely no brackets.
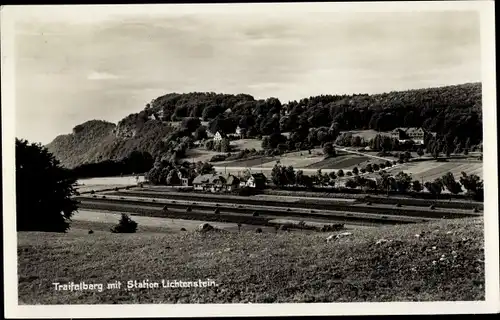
46,120,116,168
17,217,484,304
46,83,482,168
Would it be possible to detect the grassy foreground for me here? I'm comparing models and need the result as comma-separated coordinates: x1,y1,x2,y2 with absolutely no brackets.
18,218,484,304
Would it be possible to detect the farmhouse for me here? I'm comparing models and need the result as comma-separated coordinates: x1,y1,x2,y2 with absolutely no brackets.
192,173,242,192
177,171,190,187
240,173,267,189
225,174,241,192
192,174,227,192
213,131,227,143
390,127,435,145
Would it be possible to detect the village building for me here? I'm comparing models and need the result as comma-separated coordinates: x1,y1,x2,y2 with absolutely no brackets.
192,174,226,192
390,127,435,145
177,171,189,187
225,175,240,192
240,173,267,189
192,173,241,192
213,131,227,143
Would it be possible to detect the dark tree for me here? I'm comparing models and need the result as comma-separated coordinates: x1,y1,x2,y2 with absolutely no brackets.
412,180,423,193
111,213,138,233
441,172,462,195
323,142,336,158
16,138,78,232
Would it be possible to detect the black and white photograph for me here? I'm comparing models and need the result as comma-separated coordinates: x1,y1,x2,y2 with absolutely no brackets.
2,1,499,317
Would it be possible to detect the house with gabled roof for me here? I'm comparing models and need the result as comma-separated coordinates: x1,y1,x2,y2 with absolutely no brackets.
390,127,433,145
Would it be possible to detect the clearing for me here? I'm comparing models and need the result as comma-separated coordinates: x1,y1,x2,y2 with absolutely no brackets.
18,217,484,304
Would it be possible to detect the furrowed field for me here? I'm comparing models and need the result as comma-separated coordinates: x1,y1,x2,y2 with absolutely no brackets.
18,217,484,304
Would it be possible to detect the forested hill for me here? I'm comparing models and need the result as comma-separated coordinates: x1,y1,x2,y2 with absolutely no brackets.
46,82,482,168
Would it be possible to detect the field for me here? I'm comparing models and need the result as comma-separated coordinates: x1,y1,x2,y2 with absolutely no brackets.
219,156,276,168
305,155,371,170
76,176,146,193
17,217,484,304
380,161,483,182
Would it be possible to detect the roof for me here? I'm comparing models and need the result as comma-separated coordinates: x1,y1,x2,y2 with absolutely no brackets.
250,173,267,180
214,131,228,138
226,175,240,185
192,174,226,185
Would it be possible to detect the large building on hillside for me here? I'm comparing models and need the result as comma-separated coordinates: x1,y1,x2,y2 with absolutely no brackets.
390,127,435,145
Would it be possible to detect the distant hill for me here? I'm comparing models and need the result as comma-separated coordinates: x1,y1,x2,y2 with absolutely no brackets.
46,83,482,168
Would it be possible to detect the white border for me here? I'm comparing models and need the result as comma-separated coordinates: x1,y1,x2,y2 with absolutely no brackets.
2,1,499,318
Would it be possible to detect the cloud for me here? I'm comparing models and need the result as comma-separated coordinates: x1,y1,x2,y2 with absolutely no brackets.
87,71,121,80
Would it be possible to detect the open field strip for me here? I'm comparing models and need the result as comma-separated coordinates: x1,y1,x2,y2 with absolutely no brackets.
77,176,146,186
119,186,484,210
383,161,483,181
71,210,276,233
230,138,264,151
305,155,371,170
17,218,484,304
77,199,401,227
79,192,474,223
251,194,357,203
106,190,480,216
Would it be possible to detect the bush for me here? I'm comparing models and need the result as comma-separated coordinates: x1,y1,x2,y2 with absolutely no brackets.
429,204,436,210
252,211,259,217
255,228,263,233
162,205,169,211
214,208,220,214
180,228,187,231
88,230,94,234
396,203,402,207
114,187,119,191
186,206,192,212
90,190,95,195
110,214,138,233
473,207,479,213
210,154,227,162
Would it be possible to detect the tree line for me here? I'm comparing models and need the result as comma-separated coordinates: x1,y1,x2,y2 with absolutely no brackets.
270,163,483,201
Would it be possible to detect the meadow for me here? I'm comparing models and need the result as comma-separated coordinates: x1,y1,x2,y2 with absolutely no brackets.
18,217,484,304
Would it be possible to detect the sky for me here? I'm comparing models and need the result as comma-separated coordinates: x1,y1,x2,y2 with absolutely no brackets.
12,5,481,144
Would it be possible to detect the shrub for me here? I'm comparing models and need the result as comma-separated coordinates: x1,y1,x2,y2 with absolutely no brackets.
110,214,138,233
396,203,402,207
210,154,227,162
252,211,259,217
255,228,263,233
473,207,479,213
287,208,292,211
88,230,94,234
279,225,288,231
429,204,436,210
125,186,130,190
360,168,367,174
90,190,95,195
346,171,353,176
214,208,220,214
162,205,169,211
180,228,187,231
114,187,119,191
366,201,372,205
186,206,192,212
